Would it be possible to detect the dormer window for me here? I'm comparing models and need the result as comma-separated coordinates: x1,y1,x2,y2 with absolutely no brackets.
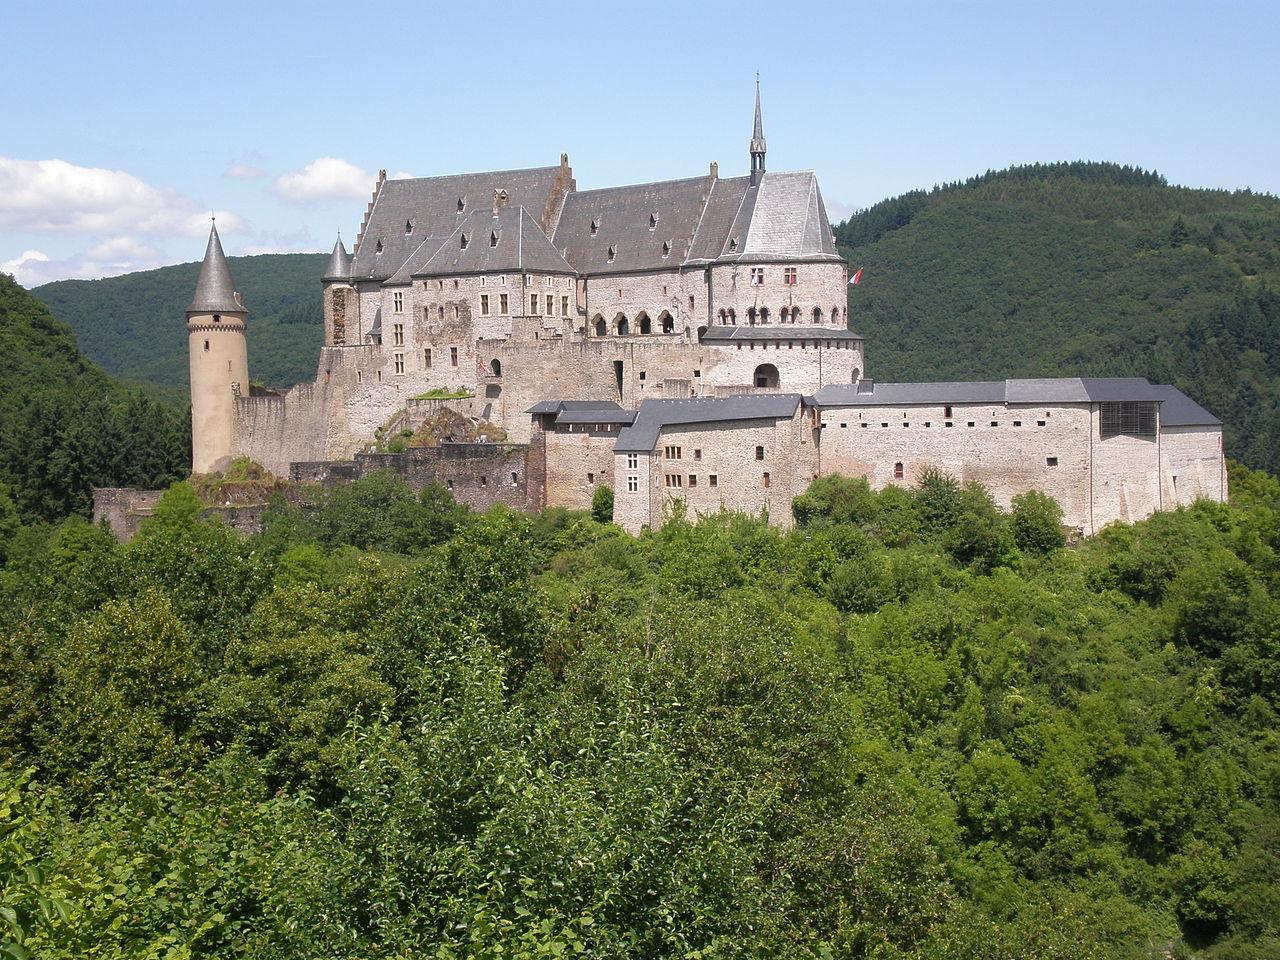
457,196,466,212
460,232,469,249
606,245,616,263
375,239,383,254
649,212,659,230
590,218,599,237
490,231,499,247
661,240,671,258
405,219,413,235
729,237,738,252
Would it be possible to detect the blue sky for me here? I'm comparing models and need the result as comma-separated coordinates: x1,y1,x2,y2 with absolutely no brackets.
3,0,1278,285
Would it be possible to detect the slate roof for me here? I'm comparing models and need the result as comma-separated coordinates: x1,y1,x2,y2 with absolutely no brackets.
686,176,752,261
700,325,862,343
394,205,573,281
812,378,1217,424
322,236,352,282
188,223,243,314
615,394,803,453
351,165,563,281
527,399,628,415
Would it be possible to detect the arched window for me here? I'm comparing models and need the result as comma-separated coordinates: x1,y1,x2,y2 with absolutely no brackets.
727,308,736,325
718,308,727,323
593,315,607,337
832,306,841,324
637,312,651,335
894,462,904,480
753,363,779,389
759,307,770,324
791,307,801,324
812,307,823,323
615,313,629,336
658,311,674,333
747,307,757,325
755,445,766,460
852,367,861,383
489,358,502,377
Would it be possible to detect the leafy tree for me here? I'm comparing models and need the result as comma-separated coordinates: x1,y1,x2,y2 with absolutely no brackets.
1011,489,1067,553
591,484,614,523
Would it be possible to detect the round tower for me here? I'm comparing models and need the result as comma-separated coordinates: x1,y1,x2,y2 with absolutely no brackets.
187,222,248,474
322,233,357,345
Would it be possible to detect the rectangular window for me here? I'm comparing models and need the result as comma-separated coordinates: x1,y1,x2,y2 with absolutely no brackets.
480,294,489,315
480,476,487,487
709,474,718,487
546,294,554,315
394,353,404,374
762,471,771,488
693,449,702,461
664,445,681,460
530,294,538,315
1047,456,1059,467
424,348,432,368
665,474,683,488
750,267,764,285
627,476,638,492
784,267,797,285
944,405,952,418
587,472,595,483
393,322,404,346
688,475,698,487
450,347,458,367
1037,420,1046,427
500,293,509,314
627,453,638,469
393,291,404,312
1099,401,1157,439
562,295,569,317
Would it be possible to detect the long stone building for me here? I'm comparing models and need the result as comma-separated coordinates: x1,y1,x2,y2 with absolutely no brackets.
174,85,1227,535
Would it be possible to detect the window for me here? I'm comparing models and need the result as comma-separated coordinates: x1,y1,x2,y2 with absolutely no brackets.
693,449,702,461
750,267,764,285
661,241,670,258
627,476,638,492
405,219,413,235
530,294,539,315
393,291,404,312
460,233,469,250
1037,420,1046,427
664,445,681,460
424,348,432,368
457,196,466,212
688,475,698,487
590,218,599,236
709,474,718,487
394,353,404,374
587,472,595,484
1013,420,1022,427
490,231,499,248
479,475,487,488
694,369,701,378
944,405,952,418
784,267,797,285
357,370,362,383
481,294,489,315
1047,456,1059,467
967,421,975,427
639,370,646,381
375,239,383,254
763,471,771,488
840,423,848,429
990,421,999,427
665,474,684,488
607,245,616,263
393,322,404,345
203,339,209,352
546,294,554,315
562,295,570,316
649,212,659,229
894,462,904,479
902,422,910,428
627,453,638,469
1099,401,1157,439
500,293,509,314
729,237,738,252
689,295,695,310
450,347,458,367
754,445,765,461
511,472,519,485
438,305,444,319
446,479,453,490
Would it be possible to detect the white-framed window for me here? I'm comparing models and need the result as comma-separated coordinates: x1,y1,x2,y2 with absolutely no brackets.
784,267,797,285
664,445,681,460
393,322,404,346
750,267,764,285
665,474,683,488
562,295,570,316
500,293,509,314
393,291,404,312
530,294,539,315
627,476,638,492
546,294,554,315
480,294,489,315
394,353,404,374
627,453,638,469
709,474,718,487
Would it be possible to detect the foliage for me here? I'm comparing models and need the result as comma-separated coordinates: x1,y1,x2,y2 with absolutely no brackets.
32,253,327,391
591,484,614,523
836,161,1280,472
2,463,1280,956
0,273,188,523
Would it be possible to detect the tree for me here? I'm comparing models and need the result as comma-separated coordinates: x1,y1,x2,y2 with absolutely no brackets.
591,485,614,523
1011,490,1067,553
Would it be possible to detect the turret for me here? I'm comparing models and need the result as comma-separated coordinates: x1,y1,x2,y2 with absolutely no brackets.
750,78,767,186
322,233,359,346
186,222,248,474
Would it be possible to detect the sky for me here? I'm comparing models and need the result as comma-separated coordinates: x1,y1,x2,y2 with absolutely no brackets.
3,0,1278,287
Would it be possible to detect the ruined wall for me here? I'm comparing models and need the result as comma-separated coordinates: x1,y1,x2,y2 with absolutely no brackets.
93,488,274,542
543,423,623,509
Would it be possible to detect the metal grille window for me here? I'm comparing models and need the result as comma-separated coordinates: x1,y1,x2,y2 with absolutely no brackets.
1099,401,1157,438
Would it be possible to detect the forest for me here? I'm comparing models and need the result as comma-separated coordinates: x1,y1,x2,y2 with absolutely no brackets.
835,161,1280,473
2,463,1279,958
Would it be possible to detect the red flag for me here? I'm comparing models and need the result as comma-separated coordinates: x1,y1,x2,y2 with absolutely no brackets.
849,267,863,286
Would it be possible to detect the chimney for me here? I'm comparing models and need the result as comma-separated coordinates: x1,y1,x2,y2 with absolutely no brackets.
492,188,510,216
709,161,718,179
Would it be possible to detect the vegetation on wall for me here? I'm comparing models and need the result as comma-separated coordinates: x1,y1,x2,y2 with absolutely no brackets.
0,274,188,523
32,253,327,391
3,463,1279,958
837,161,1280,472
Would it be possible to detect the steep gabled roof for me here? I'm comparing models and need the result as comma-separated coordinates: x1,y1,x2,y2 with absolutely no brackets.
615,394,803,452
718,171,838,261
401,205,573,280
187,223,243,314
351,165,563,281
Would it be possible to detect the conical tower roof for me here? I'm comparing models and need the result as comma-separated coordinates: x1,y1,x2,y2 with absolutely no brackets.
187,222,244,314
323,234,353,281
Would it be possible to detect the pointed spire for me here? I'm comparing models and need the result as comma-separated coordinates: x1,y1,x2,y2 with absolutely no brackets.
750,76,766,185
323,232,353,282
187,222,244,314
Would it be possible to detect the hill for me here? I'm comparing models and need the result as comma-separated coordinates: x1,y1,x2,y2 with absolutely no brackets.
836,162,1280,472
0,273,188,522
34,252,327,391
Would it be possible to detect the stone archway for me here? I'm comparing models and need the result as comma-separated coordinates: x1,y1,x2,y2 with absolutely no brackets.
754,363,780,389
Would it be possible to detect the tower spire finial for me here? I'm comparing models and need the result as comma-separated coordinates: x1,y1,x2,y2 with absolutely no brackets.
750,77,766,185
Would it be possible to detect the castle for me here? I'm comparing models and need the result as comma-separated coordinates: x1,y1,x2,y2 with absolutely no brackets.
178,86,1227,536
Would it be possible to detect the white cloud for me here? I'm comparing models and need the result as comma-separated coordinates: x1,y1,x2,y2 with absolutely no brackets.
224,162,267,180
85,236,162,260
825,197,858,223
3,236,168,287
274,157,376,202
0,157,241,236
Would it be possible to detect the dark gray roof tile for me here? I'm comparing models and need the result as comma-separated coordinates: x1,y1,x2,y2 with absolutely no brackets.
615,394,802,452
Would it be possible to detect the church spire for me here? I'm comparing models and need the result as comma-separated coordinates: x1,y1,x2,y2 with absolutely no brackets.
750,76,766,185
187,221,243,314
